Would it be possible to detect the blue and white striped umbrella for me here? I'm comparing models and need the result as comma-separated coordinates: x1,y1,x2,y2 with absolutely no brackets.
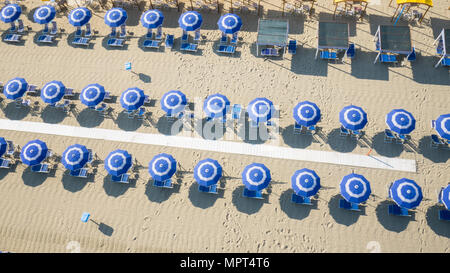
339,105,368,131
293,101,321,127
247,98,274,123
120,87,145,111
20,139,48,166
194,158,222,187
68,7,91,27
161,90,187,116
41,81,66,104
218,13,242,34
81,83,106,107
178,11,202,31
440,185,450,210
242,163,271,191
340,173,371,204
33,5,56,24
291,168,321,197
140,9,163,29
4,77,28,100
435,114,450,141
203,94,230,119
390,178,422,209
148,153,177,182
61,144,89,171
0,137,7,158
104,8,127,28
0,4,21,23
104,149,132,176
386,109,416,135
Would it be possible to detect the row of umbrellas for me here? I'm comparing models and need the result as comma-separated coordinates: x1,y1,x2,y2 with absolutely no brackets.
0,5,243,34
10,138,440,210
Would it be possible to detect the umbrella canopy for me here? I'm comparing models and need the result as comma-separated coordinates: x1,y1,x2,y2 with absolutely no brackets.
104,8,127,28
140,9,164,29
20,139,48,166
203,93,230,119
340,173,371,204
178,11,202,31
120,87,145,111
161,90,187,116
81,83,106,107
386,109,416,135
440,185,450,210
194,158,222,187
293,101,321,127
104,149,132,176
435,114,450,141
0,137,7,158
390,178,422,209
242,163,271,191
4,77,28,100
41,81,66,104
291,168,321,197
68,7,91,27
339,105,368,131
0,4,21,23
247,98,274,123
61,144,89,171
148,153,177,181
218,13,242,34
33,5,56,24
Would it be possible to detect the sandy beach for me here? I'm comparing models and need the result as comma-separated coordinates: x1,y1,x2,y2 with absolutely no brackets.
0,0,448,252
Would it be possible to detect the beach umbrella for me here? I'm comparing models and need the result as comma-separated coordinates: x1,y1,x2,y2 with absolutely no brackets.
218,13,242,34
293,101,321,127
247,98,274,123
61,144,89,171
178,11,202,31
33,5,56,24
242,163,271,191
386,109,416,135
104,8,127,28
161,90,187,116
104,149,132,176
440,185,450,210
339,105,368,131
41,81,66,104
435,114,450,141
140,9,164,29
148,153,177,181
194,158,222,187
0,137,7,158
3,77,28,100
68,7,91,27
20,139,48,166
81,83,106,107
203,93,230,119
291,168,321,197
390,178,422,209
120,87,145,111
0,4,21,23
340,173,371,204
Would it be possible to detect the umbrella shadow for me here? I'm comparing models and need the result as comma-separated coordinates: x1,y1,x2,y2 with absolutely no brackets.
328,194,361,226
425,205,450,238
231,185,265,215
327,128,358,153
188,182,222,209
281,125,314,149
115,111,143,131
40,105,67,124
144,179,177,203
417,136,450,163
21,166,48,187
279,189,315,220
61,171,92,193
371,131,405,158
76,107,105,128
375,200,412,232
3,101,30,120
194,118,227,140
102,175,131,197
156,116,183,135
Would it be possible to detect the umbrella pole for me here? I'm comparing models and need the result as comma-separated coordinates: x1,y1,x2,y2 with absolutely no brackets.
333,3,338,19
391,4,400,22
217,0,220,13
282,0,285,17
176,0,180,11
388,0,393,7
149,0,153,9
231,0,233,13
419,6,430,24
190,0,193,10
257,0,260,16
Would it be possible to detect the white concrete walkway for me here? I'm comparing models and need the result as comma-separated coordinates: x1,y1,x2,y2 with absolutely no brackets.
0,119,416,172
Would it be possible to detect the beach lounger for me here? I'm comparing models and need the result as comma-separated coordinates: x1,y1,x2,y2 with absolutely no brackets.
31,163,50,173
243,188,263,199
220,34,227,45
75,27,82,37
388,204,410,217
70,168,88,178
64,88,74,98
384,129,395,143
231,32,238,45
339,199,361,211
261,48,279,57
3,34,21,43
146,29,153,39
351,129,362,138
110,27,116,37
111,173,129,183
180,43,198,52
198,184,218,194
6,141,15,156
50,21,57,35
9,21,15,32
439,209,450,221
26,84,38,95
165,34,174,48
379,54,397,63
232,104,241,119
346,43,355,58
320,50,337,60
143,40,160,49
107,38,124,47
104,91,112,102
293,122,302,134
431,134,445,148
155,26,162,40
0,158,11,169
194,30,200,41
407,47,416,62
288,40,297,54
396,134,407,144
85,23,92,37
17,19,24,33
73,36,90,46
431,120,436,129
136,107,146,120
153,179,173,188
37,35,54,44
43,24,49,34
119,25,126,38
22,99,31,107
291,193,312,205
340,126,350,136
217,45,235,54
181,31,188,43
441,58,450,67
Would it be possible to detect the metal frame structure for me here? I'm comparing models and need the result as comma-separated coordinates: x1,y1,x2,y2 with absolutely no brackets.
373,25,412,64
256,19,289,56
433,28,449,68
315,21,349,59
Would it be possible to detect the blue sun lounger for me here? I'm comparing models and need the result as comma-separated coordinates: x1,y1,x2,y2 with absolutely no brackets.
17,19,24,33
6,141,14,156
388,204,410,217
111,173,129,183
31,163,50,173
198,184,218,194
218,45,235,54
320,50,337,60
165,34,174,48
231,33,238,45
154,179,173,188
340,126,350,136
194,30,200,41
220,34,227,45
379,53,397,63
155,26,163,40
107,38,124,47
339,199,361,211
384,129,396,143
291,193,312,205
288,40,297,54
4,34,21,43
243,188,263,199
346,43,355,58
85,23,92,37
70,168,88,178
144,39,160,49
50,21,57,35
73,37,89,46
37,35,54,44
261,48,279,56
431,134,445,148
0,158,11,169
232,104,242,119
180,43,198,52
110,27,116,37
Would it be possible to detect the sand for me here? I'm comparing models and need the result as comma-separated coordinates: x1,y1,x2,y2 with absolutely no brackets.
0,0,448,252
